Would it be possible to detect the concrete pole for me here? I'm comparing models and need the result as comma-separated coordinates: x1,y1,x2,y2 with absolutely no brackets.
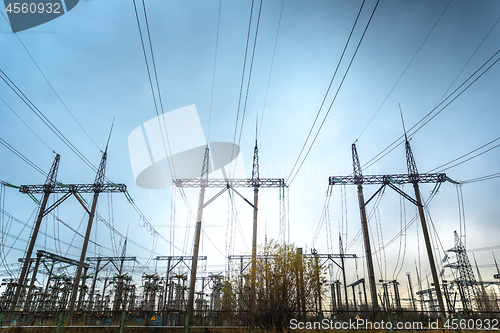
165,258,171,311
315,254,322,318
407,273,416,311
352,285,357,312
77,266,89,310
356,184,379,313
340,251,349,313
330,283,336,312
10,192,51,312
68,192,99,316
413,183,446,319
251,186,258,309
25,254,42,311
335,281,342,308
298,248,306,317
185,184,206,332
362,279,368,310
88,259,101,310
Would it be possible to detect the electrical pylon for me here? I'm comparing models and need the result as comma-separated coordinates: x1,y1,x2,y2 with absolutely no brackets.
9,154,61,312
404,135,446,319
185,146,210,333
179,143,284,333
330,140,454,319
445,230,477,311
251,139,259,311
67,145,111,316
351,143,379,313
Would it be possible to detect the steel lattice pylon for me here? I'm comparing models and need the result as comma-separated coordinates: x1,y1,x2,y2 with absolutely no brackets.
445,231,477,311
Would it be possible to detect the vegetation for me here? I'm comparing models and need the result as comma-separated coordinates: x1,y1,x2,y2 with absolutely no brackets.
223,240,327,331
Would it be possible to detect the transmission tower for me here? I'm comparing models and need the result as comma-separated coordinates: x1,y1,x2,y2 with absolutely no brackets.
445,230,477,312
330,140,454,319
178,143,284,332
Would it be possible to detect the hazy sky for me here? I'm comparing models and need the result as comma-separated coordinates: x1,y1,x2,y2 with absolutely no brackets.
1,0,500,295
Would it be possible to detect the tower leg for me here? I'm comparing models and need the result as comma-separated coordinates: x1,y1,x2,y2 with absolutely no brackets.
68,191,100,319
10,192,51,312
251,186,258,311
185,185,206,332
356,184,379,314
413,183,445,320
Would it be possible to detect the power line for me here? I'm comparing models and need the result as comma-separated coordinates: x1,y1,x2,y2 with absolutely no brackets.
207,0,222,142
0,137,48,177
427,135,500,173
203,229,226,257
229,0,256,178
259,0,285,139
132,0,198,256
310,185,333,248
1,35,174,262
438,143,500,173
132,0,177,181
356,0,453,142
1,97,53,152
142,0,178,181
287,0,366,185
462,172,500,184
287,0,380,185
0,10,101,151
0,69,99,173
235,0,264,163
0,207,108,258
433,14,500,109
469,245,500,252
361,48,500,171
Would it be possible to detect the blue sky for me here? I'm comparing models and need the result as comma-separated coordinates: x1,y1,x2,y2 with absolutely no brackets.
1,0,500,301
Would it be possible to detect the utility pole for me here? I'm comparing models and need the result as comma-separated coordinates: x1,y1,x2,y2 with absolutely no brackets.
404,136,446,320
177,144,284,333
10,147,126,317
10,154,60,312
312,249,322,318
330,141,455,320
339,235,349,314
24,252,42,311
85,256,137,310
351,143,378,313
67,146,121,317
297,248,305,318
347,278,368,311
185,147,210,333
228,252,356,318
154,255,207,320
251,140,259,310
407,272,416,311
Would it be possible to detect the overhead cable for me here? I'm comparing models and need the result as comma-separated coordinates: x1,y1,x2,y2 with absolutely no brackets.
356,0,453,142
361,48,500,171
287,0,380,185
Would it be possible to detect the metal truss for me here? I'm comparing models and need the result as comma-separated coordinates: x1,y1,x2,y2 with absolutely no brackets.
329,173,447,185
18,250,90,268
155,256,207,261
228,253,356,260
173,178,284,188
19,183,126,194
86,256,137,262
